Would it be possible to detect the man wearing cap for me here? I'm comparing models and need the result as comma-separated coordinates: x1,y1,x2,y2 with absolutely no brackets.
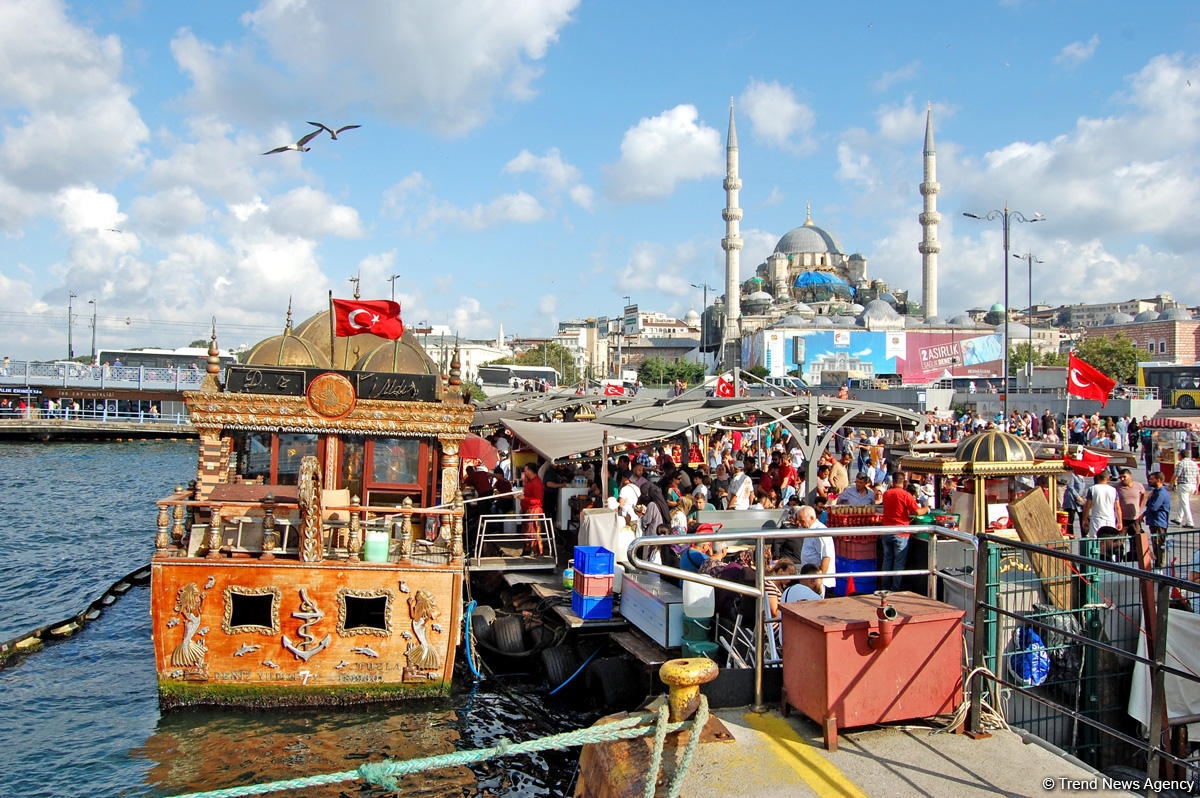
1172,448,1199,528
729,460,754,510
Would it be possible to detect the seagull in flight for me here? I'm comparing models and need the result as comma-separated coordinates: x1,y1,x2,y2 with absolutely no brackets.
307,121,361,140
262,128,323,155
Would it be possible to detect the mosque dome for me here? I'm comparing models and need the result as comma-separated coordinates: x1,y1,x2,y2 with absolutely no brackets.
792,302,815,318
849,303,865,314
684,307,701,326
925,315,947,327
904,315,926,328
859,299,900,323
947,314,977,327
834,315,860,326
773,315,809,328
1102,312,1135,326
743,291,774,314
989,303,1005,313
955,430,1035,463
1134,310,1160,322
774,217,844,256
809,316,833,328
1007,322,1031,338
244,332,330,368
1159,307,1193,321
877,291,897,306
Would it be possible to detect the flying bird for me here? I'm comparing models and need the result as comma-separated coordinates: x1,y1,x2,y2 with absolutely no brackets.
263,128,323,155
307,121,361,140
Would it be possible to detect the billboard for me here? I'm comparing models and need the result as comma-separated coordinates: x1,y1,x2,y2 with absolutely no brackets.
749,327,1005,385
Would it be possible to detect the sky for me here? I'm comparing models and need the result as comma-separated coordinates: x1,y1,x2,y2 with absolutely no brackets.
2,0,1199,361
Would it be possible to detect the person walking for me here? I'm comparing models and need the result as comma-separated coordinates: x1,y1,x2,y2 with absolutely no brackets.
880,473,921,591
1172,449,1199,528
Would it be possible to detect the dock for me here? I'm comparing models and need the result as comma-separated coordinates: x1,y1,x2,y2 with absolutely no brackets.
0,418,195,441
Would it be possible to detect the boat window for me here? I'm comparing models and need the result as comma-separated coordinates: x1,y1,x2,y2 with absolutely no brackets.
277,433,320,485
337,588,392,636
222,586,281,635
372,439,419,484
234,432,273,481
341,436,365,500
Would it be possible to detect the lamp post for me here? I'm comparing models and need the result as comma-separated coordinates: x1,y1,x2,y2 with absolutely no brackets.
388,273,401,302
963,206,1044,428
691,281,715,374
67,292,77,359
617,295,631,378
88,299,97,362
1013,252,1043,383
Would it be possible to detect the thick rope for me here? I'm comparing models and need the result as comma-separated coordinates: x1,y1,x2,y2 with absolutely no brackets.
666,695,709,798
168,706,705,798
642,703,671,798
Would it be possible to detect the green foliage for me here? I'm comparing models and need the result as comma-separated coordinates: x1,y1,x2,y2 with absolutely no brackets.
1074,333,1139,383
1008,342,1068,375
638,356,705,387
189,338,208,348
746,365,769,379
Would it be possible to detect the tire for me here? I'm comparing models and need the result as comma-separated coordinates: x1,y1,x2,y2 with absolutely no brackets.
492,614,525,654
541,645,579,689
470,605,496,644
1178,395,1195,410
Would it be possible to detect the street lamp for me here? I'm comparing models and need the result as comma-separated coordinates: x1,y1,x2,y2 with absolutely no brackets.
963,206,1044,428
388,273,401,301
1013,252,1043,382
691,281,715,373
88,299,97,361
617,295,631,378
67,292,77,359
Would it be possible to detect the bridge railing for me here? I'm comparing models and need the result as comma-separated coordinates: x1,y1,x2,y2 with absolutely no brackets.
0,406,190,425
0,360,212,390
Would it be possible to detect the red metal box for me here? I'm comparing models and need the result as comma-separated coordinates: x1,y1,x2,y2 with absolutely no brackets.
780,592,964,750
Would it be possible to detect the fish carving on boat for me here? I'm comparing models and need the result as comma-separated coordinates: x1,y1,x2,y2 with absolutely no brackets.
170,583,206,668
350,645,379,658
233,643,262,657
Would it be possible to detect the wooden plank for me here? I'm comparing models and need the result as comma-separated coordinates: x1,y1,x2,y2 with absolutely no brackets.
1008,489,1073,610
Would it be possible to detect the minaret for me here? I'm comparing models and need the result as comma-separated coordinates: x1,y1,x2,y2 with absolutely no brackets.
918,103,941,318
721,98,743,364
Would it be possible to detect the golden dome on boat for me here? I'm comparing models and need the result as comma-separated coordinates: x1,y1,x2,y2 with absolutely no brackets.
955,430,1035,463
243,332,330,368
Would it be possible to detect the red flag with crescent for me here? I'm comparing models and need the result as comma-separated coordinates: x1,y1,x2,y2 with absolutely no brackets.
1067,354,1116,406
1064,444,1110,476
716,373,735,398
332,299,405,339
603,383,626,396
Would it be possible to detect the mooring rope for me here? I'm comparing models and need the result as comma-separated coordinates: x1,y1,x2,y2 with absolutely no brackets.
0,564,151,666
167,696,711,798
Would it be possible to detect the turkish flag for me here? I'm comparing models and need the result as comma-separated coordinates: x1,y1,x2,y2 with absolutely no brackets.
603,383,626,396
332,299,405,339
716,374,734,397
1067,354,1116,406
1064,445,1110,476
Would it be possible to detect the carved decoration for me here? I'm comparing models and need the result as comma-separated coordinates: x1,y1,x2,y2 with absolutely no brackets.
335,587,394,637
404,589,441,675
156,504,170,551
281,588,332,662
306,372,356,419
397,497,414,560
171,583,207,667
296,455,325,563
221,585,282,635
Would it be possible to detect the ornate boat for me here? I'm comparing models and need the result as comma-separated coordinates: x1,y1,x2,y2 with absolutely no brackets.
151,324,473,708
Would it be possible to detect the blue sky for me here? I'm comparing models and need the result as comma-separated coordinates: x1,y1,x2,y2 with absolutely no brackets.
2,0,1199,360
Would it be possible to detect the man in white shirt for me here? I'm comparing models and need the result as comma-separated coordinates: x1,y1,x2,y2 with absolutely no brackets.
617,470,641,528
1172,449,1199,527
729,460,754,510
797,506,836,592
1081,471,1122,538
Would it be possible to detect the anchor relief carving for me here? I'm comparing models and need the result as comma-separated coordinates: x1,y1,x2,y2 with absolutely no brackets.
281,588,332,662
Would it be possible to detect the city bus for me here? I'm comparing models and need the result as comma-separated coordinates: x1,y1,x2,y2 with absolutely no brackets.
1136,362,1200,409
96,347,238,370
477,364,560,389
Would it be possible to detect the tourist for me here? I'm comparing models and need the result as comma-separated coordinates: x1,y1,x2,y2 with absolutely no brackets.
1172,449,1199,528
616,470,640,528
782,563,826,601
729,460,754,510
796,506,835,594
1115,469,1147,560
881,473,921,590
519,462,544,555
838,473,877,506
1062,471,1088,538
1081,471,1121,547
1144,471,1171,568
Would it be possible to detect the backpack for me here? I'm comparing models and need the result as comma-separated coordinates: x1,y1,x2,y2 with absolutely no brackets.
1008,626,1050,687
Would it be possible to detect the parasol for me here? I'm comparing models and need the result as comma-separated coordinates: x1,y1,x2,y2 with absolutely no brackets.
460,434,499,469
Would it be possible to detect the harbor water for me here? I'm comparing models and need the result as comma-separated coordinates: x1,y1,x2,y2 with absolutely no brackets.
0,441,583,797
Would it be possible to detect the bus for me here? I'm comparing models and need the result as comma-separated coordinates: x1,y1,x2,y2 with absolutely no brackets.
1136,362,1200,409
477,364,560,389
96,347,238,370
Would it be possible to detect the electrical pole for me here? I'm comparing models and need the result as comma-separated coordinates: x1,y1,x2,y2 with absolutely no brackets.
89,299,97,361
68,292,77,359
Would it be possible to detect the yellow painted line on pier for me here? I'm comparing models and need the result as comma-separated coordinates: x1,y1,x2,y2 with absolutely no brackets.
742,712,868,798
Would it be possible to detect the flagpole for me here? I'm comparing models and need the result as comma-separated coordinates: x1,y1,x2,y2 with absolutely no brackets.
328,291,336,369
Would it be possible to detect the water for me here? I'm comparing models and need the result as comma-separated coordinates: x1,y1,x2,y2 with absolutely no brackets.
0,442,585,797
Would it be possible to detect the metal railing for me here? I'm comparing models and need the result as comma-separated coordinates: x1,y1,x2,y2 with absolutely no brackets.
0,407,190,425
0,359,214,390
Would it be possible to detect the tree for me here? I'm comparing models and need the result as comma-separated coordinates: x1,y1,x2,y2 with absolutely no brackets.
189,339,208,348
1073,333,1139,384
483,342,580,386
746,365,769,379
637,357,704,387
1008,343,1067,375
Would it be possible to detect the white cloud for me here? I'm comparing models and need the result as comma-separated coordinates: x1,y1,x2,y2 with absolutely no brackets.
616,240,708,296
422,192,547,232
174,1,579,136
1055,35,1100,68
605,105,723,202
503,148,594,210
537,294,558,315
131,187,211,238
0,0,148,192
760,187,785,207
874,61,921,92
265,187,364,239
449,296,495,338
739,79,816,153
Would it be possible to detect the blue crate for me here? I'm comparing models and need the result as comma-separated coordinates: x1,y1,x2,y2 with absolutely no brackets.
573,545,614,575
833,556,878,597
571,591,613,620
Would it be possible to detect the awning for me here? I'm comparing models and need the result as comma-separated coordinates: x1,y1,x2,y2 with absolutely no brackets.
1142,415,1200,431
502,418,674,462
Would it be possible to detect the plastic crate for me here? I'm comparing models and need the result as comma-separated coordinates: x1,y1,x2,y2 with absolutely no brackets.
574,545,615,575
834,535,878,560
572,569,614,597
571,591,613,620
833,556,878,597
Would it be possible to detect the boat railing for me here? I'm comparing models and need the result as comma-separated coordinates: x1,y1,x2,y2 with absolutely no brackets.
154,489,467,565
626,524,980,713
469,512,557,571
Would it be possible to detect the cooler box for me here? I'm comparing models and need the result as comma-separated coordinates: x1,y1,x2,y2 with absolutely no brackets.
781,592,964,750
619,573,683,648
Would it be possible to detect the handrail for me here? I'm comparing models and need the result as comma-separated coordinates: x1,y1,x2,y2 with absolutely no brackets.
626,523,979,711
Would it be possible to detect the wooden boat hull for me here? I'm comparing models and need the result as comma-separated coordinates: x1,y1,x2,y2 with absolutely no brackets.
152,556,462,708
